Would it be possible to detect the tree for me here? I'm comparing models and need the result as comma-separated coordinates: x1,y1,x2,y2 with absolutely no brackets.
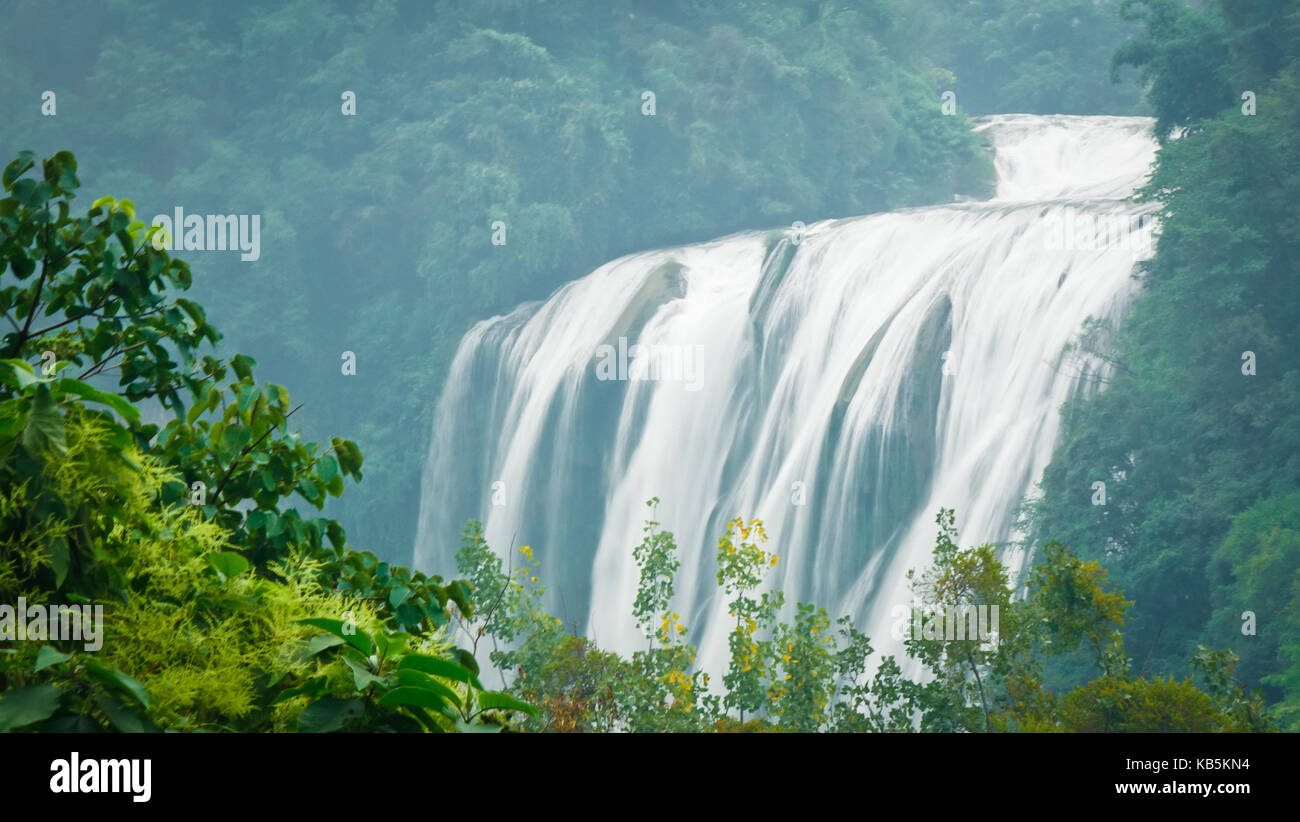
906,509,1018,732
716,517,782,724
1111,0,1233,135
447,497,1272,732
1029,0,1300,704
0,150,531,732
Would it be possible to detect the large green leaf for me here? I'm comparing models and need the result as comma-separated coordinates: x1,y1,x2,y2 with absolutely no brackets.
0,359,39,391
298,617,373,656
454,717,504,733
3,151,35,187
445,580,474,618
330,437,363,477
376,686,451,714
0,685,62,731
325,520,346,549
315,454,339,484
298,697,363,733
343,657,385,692
33,645,71,672
388,584,412,609
296,473,322,502
236,382,259,414
396,669,462,707
95,694,158,733
186,397,208,425
451,648,480,676
84,660,149,708
22,383,66,456
397,654,473,684
207,551,249,582
303,634,345,657
53,378,140,421
48,536,69,588
220,424,252,456
476,690,539,718
230,353,255,381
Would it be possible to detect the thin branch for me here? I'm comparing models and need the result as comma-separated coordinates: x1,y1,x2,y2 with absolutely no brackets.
26,295,118,339
23,236,165,341
17,220,52,344
77,340,149,380
121,358,225,402
212,402,303,500
1138,624,1163,679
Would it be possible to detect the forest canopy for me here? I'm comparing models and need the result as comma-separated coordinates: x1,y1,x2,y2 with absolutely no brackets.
0,0,1144,557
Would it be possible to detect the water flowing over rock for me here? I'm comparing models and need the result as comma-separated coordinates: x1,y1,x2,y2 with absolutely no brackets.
415,114,1158,675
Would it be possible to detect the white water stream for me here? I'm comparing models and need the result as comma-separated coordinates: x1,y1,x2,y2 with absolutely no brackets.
415,114,1157,675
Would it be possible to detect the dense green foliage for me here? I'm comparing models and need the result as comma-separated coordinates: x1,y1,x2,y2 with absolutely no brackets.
928,0,1146,115
456,505,1268,732
1027,0,1300,727
1,0,1129,559
0,151,533,731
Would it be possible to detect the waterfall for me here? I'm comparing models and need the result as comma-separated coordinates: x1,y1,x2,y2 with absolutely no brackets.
414,114,1158,675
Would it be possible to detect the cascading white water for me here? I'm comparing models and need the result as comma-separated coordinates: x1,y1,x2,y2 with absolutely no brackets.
414,114,1157,676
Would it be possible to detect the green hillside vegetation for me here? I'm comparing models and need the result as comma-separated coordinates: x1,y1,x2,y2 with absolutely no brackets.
0,0,1031,557
1026,0,1300,729
0,151,1267,732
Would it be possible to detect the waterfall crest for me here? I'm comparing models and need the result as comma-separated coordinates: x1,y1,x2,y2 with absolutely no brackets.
414,113,1158,671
